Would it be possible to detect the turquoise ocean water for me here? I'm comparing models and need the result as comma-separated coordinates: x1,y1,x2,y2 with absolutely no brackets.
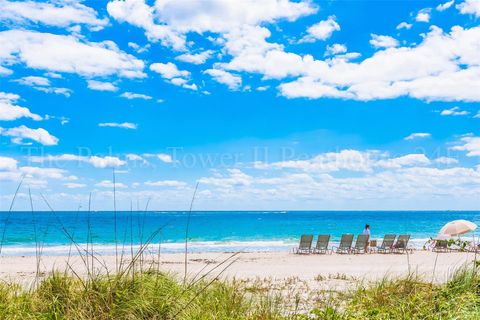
0,211,479,256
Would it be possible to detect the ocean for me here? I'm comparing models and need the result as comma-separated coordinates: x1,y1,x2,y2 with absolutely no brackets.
0,211,478,256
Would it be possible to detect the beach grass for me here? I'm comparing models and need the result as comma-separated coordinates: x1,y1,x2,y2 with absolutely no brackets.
0,264,479,319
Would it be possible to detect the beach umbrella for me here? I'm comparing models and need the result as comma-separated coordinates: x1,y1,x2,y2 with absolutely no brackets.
435,234,451,240
438,220,477,236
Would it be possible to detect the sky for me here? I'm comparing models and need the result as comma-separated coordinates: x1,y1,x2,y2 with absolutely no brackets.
1,0,480,211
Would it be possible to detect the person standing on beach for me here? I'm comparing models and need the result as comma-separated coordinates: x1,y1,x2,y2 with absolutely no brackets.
363,224,371,252
363,224,371,236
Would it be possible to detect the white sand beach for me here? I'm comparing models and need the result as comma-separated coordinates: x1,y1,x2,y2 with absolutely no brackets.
0,251,476,289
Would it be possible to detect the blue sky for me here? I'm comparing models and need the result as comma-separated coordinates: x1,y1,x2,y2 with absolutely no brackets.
1,0,480,211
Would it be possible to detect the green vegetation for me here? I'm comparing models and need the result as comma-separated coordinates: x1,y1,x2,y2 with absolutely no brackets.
0,265,479,319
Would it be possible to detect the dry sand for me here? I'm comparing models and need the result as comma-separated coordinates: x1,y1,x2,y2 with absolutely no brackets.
0,250,476,290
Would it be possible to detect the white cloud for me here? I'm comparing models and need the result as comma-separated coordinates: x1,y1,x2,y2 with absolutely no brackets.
437,0,455,11
416,9,431,22
34,86,72,97
15,76,50,86
440,106,469,116
150,62,197,90
0,156,17,171
204,69,242,90
255,150,374,173
14,76,72,97
0,0,108,29
95,180,127,188
0,125,58,145
157,153,173,163
87,80,119,92
434,156,459,164
107,0,187,50
120,92,152,100
29,154,126,168
396,22,412,30
108,0,317,51
457,0,480,17
149,62,189,79
64,183,86,189
126,153,145,161
452,136,480,156
145,180,187,187
273,25,480,102
369,34,399,49
0,92,42,121
127,42,150,54
404,132,431,140
324,43,347,56
299,16,340,42
199,168,253,188
0,30,145,79
99,122,138,129
176,50,214,64
376,154,431,169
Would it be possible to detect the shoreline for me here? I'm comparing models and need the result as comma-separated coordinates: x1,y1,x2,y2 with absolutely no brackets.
0,250,476,288
0,237,437,256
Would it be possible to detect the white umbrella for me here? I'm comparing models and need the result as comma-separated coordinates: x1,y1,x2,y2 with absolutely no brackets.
435,234,451,240
439,219,477,236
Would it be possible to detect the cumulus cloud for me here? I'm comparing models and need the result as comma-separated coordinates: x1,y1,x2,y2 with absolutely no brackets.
404,132,431,140
157,153,173,163
369,34,399,49
87,80,119,92
176,50,214,64
416,9,431,22
107,0,317,50
324,43,347,56
440,106,469,116
396,22,412,30
273,26,480,102
457,0,480,17
149,62,189,79
0,0,108,29
437,0,455,11
15,76,72,97
29,154,126,168
0,156,18,171
95,180,127,188
107,0,187,50
15,76,50,86
0,92,42,121
376,154,431,169
452,136,480,156
0,30,145,79
0,125,58,145
299,16,340,42
204,69,242,90
434,156,459,164
98,122,138,129
120,92,152,100
145,180,187,187
150,62,197,90
64,183,87,189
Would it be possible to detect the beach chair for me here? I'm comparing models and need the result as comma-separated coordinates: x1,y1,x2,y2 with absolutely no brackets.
313,235,331,254
333,234,354,254
432,240,449,253
294,234,313,254
467,242,480,253
377,234,396,254
393,234,411,254
352,234,369,254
